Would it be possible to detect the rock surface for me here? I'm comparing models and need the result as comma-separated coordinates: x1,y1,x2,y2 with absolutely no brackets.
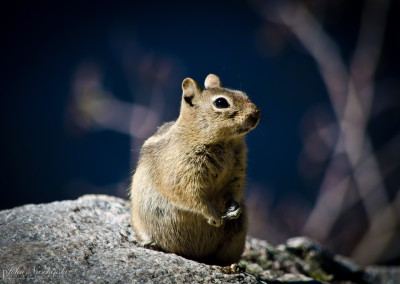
0,195,398,283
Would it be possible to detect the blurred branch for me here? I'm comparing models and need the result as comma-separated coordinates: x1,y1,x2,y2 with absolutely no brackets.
351,188,400,265
274,3,349,117
265,0,393,264
69,61,162,139
67,40,184,169
351,0,390,115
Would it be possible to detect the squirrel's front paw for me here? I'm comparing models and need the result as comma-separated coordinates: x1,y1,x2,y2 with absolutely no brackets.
222,200,242,220
207,216,223,227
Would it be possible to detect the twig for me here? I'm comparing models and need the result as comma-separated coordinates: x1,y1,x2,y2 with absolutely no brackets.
272,1,393,264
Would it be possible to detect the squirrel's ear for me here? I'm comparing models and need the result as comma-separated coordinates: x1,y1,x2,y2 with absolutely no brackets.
182,78,201,107
204,74,222,89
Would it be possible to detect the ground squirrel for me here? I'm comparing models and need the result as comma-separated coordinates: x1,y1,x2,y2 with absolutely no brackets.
130,74,260,265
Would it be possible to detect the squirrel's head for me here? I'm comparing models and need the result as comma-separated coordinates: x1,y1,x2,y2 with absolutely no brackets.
178,74,260,142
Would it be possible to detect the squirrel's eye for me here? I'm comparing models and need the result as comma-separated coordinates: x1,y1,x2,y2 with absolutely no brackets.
213,97,230,109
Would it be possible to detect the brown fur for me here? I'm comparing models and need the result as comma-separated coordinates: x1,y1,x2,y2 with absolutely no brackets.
130,74,260,265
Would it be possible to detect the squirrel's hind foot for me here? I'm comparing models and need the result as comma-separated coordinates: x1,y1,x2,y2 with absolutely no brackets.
141,241,163,251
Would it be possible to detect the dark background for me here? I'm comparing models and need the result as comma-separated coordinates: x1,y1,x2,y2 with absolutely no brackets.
1,0,399,265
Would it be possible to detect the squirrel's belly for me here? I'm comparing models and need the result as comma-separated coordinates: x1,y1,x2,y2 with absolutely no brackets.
132,182,247,259
144,204,247,259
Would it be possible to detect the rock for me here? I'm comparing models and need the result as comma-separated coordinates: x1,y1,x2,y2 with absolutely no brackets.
0,195,395,283
284,236,365,282
365,266,400,284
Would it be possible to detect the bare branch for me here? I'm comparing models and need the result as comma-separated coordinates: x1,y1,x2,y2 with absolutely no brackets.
273,1,393,264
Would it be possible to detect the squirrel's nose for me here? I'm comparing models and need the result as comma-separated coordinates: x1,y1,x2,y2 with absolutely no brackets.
249,107,261,126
